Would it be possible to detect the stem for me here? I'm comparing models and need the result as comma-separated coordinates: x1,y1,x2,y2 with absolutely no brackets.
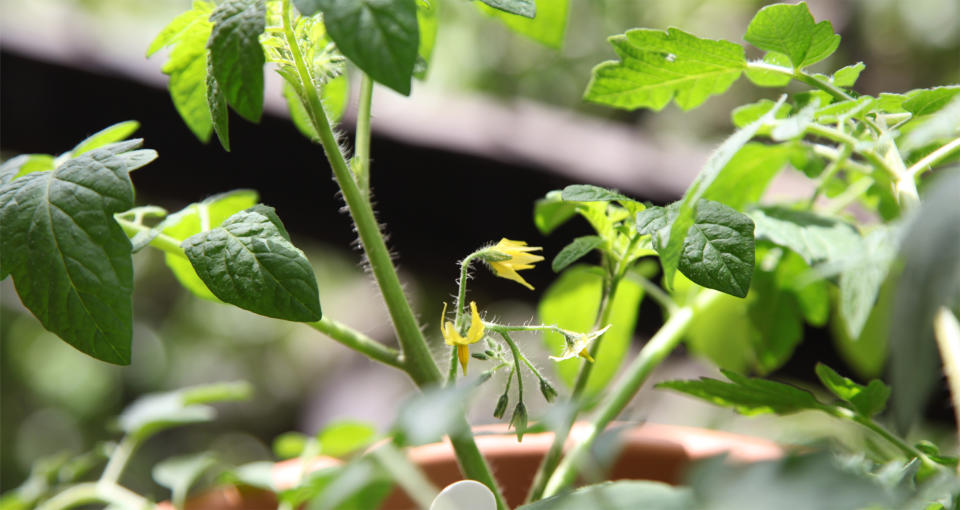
541,291,720,498
808,142,852,208
804,124,898,180
745,61,854,103
907,136,960,179
306,317,404,369
354,74,375,197
808,143,872,174
624,270,677,315
822,177,874,215
934,307,960,446
37,482,152,510
117,218,185,255
829,405,940,473
447,251,483,385
500,332,525,398
280,0,439,387
100,436,138,485
280,3,505,507
371,443,439,509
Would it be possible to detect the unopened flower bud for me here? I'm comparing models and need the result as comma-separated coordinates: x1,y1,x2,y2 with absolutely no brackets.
471,351,489,360
493,393,509,419
539,378,558,403
510,402,528,442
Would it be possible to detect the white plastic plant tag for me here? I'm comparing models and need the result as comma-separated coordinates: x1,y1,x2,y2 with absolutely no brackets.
429,480,497,510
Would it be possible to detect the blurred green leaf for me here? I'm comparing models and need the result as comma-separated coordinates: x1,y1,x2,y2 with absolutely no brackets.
552,236,603,273
0,141,144,364
318,421,377,458
207,58,231,151
749,206,861,267
478,0,534,18
731,99,791,129
71,121,142,157
838,227,898,339
414,0,438,78
744,51,793,87
657,370,827,416
744,2,840,68
904,96,960,151
533,191,577,235
518,481,693,509
182,205,322,322
539,265,643,396
394,385,471,446
119,382,251,441
153,453,218,510
162,189,259,301
747,259,804,374
902,86,960,116
317,0,418,95
815,363,890,418
890,170,960,432
208,0,266,122
831,62,865,88
585,27,745,111
0,154,55,185
274,432,310,459
478,0,568,48
561,184,629,202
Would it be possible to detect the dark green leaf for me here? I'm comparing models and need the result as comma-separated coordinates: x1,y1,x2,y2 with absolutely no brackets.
635,205,669,237
660,98,784,290
182,205,322,322
518,481,693,510
162,190,259,300
534,192,578,235
208,0,266,122
585,28,745,111
561,184,629,202
815,363,890,418
207,58,231,150
744,2,840,68
890,170,960,432
0,141,146,364
539,265,643,395
677,200,755,298
902,86,960,116
318,0,419,95
478,0,535,18
477,0,568,49
747,262,804,374
657,370,826,416
552,236,604,273
72,121,142,156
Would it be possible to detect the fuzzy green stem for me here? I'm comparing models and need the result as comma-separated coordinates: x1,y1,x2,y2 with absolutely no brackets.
354,73,375,197
542,290,720,498
907,136,960,179
116,218,185,255
803,124,898,180
934,307,960,446
447,251,483,385
99,435,138,486
500,332,526,398
280,3,505,507
307,317,404,369
37,482,152,510
808,142,853,208
745,61,854,102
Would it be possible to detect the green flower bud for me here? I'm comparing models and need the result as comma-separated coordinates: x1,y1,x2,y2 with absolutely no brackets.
510,402,528,442
539,378,558,403
493,393,509,419
471,351,489,360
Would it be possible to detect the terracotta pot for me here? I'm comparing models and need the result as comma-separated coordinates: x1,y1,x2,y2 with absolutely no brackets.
171,422,782,509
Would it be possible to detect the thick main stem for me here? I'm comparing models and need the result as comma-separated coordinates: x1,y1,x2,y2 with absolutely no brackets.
354,74,374,197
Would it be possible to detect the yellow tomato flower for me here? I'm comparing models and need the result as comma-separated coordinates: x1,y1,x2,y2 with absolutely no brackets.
550,325,612,363
486,238,544,290
441,301,485,374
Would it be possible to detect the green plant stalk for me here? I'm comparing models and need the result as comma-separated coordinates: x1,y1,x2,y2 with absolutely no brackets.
307,317,404,369
280,3,506,507
99,435,138,485
745,61,854,102
117,218,184,255
907,136,960,178
825,406,939,472
541,290,720,498
500,332,526,399
934,307,960,447
354,73,374,197
808,142,852,208
36,482,152,510
448,251,483,384
803,124,897,179
371,443,439,509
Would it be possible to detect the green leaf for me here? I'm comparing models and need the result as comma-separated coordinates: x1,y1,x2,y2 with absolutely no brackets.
539,265,643,395
318,421,377,458
273,432,310,459
518,481,693,510
414,0,438,78
561,184,629,202
744,51,792,87
746,260,804,374
162,190,259,301
744,2,840,68
731,99,791,129
119,382,250,441
890,170,960,432
534,193,578,235
677,200,755,298
182,205,322,322
477,0,569,49
283,75,348,142
902,86,960,116
0,141,146,364
207,58,231,151
903,96,960,151
701,143,791,211
815,363,890,418
749,206,861,267
208,0,266,123
585,27,745,111
0,154,56,185
71,121,142,157
317,0,419,95
656,370,826,416
478,0,534,18
153,453,217,509
394,385,471,446
552,236,604,273
838,227,898,339
832,62,865,88
660,99,783,290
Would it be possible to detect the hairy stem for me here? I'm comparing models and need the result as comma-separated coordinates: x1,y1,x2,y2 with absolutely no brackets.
745,61,854,102
907,136,960,179
542,290,720,498
354,73,375,197
307,317,404,369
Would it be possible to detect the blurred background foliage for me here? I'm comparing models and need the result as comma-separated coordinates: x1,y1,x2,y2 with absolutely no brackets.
2,0,958,499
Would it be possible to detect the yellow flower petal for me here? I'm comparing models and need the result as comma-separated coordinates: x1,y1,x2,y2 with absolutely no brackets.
486,239,544,290
458,344,470,374
467,301,484,343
